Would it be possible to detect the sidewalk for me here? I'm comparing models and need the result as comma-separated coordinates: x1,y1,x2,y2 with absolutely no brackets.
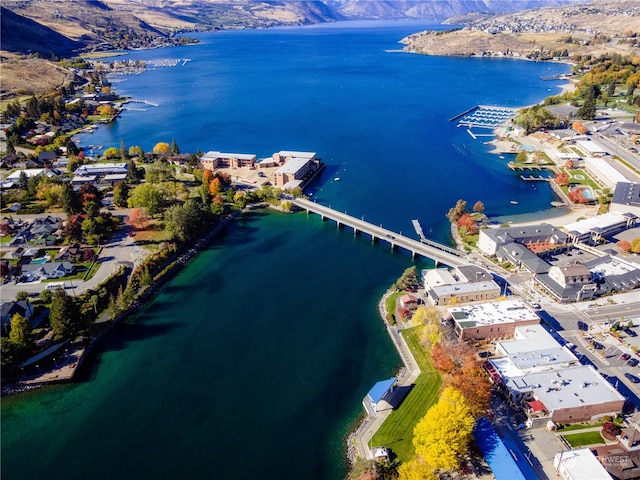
349,290,422,461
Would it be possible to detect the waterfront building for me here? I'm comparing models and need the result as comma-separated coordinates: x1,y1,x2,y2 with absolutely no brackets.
562,211,638,245
273,151,320,188
478,224,568,256
422,265,501,305
611,182,640,218
447,298,539,341
554,448,613,480
198,151,257,171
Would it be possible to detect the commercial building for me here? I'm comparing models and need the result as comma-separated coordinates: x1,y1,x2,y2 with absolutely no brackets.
198,151,257,170
562,211,638,245
611,182,640,218
447,298,539,341
478,224,568,257
74,163,128,176
583,156,630,189
488,325,625,425
273,151,320,188
554,448,612,480
537,262,598,303
422,265,501,305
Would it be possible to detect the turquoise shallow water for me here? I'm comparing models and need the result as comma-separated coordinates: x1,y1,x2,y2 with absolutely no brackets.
1,20,570,480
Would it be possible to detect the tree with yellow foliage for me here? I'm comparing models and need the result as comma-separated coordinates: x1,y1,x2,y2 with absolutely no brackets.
411,306,442,346
397,458,437,480
152,142,171,155
413,387,475,471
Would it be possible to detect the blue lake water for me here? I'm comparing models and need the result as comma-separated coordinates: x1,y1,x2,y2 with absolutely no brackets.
1,20,570,480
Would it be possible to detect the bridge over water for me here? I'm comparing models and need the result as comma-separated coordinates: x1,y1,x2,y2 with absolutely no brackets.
291,198,469,267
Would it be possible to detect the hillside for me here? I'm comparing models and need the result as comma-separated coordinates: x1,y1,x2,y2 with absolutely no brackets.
1,0,583,57
403,0,640,59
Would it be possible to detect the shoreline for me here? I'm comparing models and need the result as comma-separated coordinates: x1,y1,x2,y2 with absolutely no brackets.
1,212,240,397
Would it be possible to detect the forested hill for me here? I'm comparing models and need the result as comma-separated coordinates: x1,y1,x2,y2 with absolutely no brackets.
1,0,582,57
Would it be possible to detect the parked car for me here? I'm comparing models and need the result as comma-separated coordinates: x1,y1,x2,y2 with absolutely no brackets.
623,328,637,337
627,358,639,367
621,353,631,361
625,372,640,383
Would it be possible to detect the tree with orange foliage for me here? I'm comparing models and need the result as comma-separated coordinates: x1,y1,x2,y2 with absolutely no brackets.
208,177,222,196
444,361,492,418
564,159,574,169
572,121,587,135
617,240,632,253
555,172,570,186
568,187,588,204
431,342,457,373
126,207,150,230
456,213,478,235
202,169,213,185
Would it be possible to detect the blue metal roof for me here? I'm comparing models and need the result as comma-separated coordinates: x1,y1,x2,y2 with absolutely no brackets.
474,417,532,480
367,377,396,404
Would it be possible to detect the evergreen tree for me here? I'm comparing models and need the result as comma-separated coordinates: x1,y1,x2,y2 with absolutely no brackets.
577,94,597,120
170,138,180,155
50,289,82,338
607,81,616,97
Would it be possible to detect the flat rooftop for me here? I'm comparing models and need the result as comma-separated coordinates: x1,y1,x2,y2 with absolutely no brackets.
275,156,310,175
563,211,632,235
448,298,538,328
506,365,624,412
499,324,563,354
201,151,256,160
555,448,612,480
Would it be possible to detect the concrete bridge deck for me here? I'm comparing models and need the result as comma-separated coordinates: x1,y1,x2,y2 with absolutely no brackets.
291,198,469,267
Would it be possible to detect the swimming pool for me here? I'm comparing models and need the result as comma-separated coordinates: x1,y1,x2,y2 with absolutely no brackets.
519,145,534,152
30,257,48,264
569,184,594,199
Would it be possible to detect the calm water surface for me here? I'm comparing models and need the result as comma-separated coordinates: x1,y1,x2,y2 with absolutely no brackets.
2,20,570,480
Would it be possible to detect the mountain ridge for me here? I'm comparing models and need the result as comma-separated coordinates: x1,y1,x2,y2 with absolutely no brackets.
1,0,583,56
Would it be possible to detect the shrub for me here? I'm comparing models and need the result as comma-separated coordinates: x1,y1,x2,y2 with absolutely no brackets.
602,421,621,441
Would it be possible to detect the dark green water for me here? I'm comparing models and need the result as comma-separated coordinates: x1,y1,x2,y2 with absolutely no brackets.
2,212,417,479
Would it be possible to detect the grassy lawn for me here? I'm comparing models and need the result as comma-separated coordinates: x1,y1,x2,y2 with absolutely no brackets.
385,292,402,318
557,422,602,432
371,327,442,462
563,431,605,447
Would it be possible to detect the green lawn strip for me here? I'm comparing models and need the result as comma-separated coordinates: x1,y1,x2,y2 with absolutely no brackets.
557,422,602,432
563,431,605,447
371,327,442,462
385,292,402,318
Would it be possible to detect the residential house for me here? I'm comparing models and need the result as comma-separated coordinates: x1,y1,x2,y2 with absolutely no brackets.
55,244,82,262
21,261,74,281
0,300,34,329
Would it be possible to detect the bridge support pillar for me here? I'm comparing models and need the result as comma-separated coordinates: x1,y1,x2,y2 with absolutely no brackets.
321,215,325,221
337,221,341,229
354,228,358,236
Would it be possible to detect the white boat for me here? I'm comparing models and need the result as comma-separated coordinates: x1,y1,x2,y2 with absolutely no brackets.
510,200,518,205
334,177,341,181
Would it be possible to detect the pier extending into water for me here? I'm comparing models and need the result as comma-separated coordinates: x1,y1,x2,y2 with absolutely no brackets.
292,198,468,267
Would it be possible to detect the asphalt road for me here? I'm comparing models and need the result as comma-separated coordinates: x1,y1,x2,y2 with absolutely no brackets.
0,219,143,302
